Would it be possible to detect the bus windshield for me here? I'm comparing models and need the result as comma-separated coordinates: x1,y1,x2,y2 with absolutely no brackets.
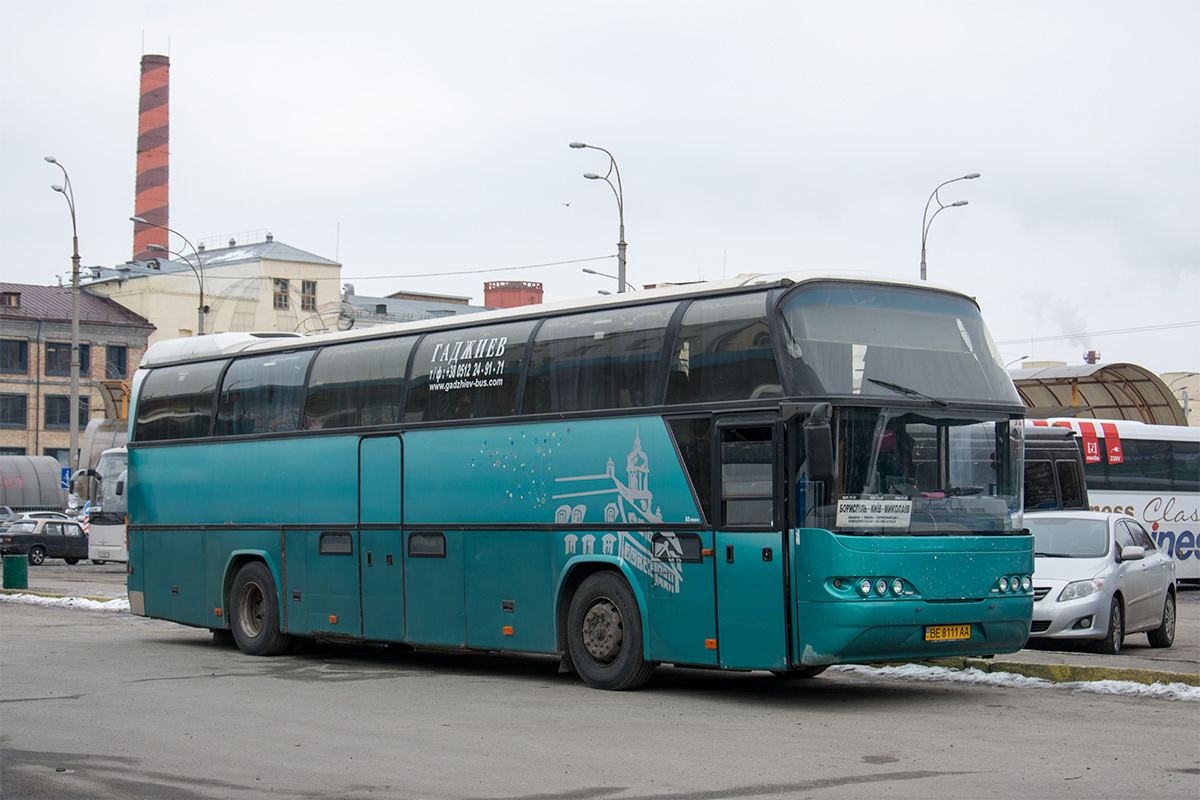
778,282,1021,405
810,407,1022,535
92,450,128,524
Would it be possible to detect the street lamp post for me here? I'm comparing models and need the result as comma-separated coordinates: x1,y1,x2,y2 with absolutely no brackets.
582,267,635,292
1168,373,1198,423
131,216,206,335
44,156,81,474
570,142,626,293
921,173,979,281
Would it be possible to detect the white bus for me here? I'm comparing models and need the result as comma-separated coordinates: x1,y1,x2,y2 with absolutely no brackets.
78,447,128,564
1029,419,1199,581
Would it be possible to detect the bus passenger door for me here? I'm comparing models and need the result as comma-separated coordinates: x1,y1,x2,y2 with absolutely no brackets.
360,435,405,642
714,420,788,671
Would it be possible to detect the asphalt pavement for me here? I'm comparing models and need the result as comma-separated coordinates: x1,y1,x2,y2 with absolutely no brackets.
3,560,1197,686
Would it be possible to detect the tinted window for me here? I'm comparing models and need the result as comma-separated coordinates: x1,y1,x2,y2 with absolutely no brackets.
721,426,775,527
667,294,781,404
651,532,704,563
778,283,1019,403
667,417,713,525
1024,460,1057,509
409,532,446,557
1056,460,1086,509
523,303,676,414
406,321,534,422
1083,438,1200,492
305,338,412,430
135,360,227,441
215,351,314,436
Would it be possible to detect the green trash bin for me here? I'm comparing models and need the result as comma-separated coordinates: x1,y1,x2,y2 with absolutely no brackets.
3,554,28,590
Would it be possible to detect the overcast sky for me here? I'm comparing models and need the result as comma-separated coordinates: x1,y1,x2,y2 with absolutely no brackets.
2,1,1196,374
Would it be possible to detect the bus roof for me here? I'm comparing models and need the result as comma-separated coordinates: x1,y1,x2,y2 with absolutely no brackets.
138,270,980,368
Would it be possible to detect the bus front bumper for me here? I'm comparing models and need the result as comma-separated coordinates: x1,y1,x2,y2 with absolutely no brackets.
794,596,1032,667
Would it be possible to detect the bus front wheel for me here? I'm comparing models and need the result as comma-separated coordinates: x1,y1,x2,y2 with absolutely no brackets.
567,572,655,691
229,561,291,656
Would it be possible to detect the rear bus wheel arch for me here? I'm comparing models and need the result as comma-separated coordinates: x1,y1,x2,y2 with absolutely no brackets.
228,559,291,656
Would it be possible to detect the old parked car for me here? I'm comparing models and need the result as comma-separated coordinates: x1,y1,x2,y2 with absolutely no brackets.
1027,511,1176,654
0,518,88,566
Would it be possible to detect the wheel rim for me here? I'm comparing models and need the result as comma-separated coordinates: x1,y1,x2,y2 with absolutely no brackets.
237,582,266,638
30,548,44,565
1163,598,1175,640
581,597,624,664
1111,603,1122,652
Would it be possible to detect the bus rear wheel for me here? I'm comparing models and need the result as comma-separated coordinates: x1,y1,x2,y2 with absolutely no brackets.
229,561,291,656
567,572,655,691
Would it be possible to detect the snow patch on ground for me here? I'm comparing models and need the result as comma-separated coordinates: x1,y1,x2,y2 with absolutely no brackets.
830,663,1200,702
1,591,130,613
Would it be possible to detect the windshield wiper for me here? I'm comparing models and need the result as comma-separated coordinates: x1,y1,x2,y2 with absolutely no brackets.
866,378,950,407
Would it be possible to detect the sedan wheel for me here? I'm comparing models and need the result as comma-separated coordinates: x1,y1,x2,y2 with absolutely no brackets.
27,546,46,566
1147,593,1176,648
1095,596,1123,655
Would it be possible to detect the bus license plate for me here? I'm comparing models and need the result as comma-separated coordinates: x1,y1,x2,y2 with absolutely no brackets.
925,624,971,642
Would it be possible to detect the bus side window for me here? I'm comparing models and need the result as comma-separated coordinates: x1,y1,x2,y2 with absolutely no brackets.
666,294,780,405
1024,460,1056,509
721,426,774,527
1056,460,1086,509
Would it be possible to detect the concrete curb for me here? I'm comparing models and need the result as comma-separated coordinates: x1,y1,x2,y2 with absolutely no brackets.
922,656,1200,688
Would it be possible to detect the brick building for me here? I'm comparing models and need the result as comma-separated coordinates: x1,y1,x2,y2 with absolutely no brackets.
1,283,155,466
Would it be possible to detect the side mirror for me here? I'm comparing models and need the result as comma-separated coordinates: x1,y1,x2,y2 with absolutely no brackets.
803,403,835,483
1119,545,1145,562
115,480,125,497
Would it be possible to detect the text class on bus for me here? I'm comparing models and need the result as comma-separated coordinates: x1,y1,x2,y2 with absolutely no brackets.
125,272,1033,689
1029,418,1199,583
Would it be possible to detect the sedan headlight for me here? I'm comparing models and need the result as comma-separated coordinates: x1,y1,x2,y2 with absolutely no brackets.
1057,579,1104,602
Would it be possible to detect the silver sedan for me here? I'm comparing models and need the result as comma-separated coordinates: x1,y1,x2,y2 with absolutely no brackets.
1027,510,1176,654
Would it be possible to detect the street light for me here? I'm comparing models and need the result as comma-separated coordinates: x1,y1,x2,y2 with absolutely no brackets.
131,216,206,335
921,172,979,281
44,156,82,474
1168,373,1198,422
582,267,635,292
570,142,626,293
1005,356,1030,369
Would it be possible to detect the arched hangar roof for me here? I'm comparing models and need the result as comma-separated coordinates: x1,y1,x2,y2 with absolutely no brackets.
1010,362,1187,425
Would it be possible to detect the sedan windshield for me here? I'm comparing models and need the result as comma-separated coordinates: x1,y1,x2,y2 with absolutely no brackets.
1029,518,1110,558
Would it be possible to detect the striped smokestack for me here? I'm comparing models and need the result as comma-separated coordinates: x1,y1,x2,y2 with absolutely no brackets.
133,54,170,259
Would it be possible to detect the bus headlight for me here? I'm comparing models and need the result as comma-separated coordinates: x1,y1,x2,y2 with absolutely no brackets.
875,579,888,596
859,579,873,596
892,579,904,595
998,577,1009,592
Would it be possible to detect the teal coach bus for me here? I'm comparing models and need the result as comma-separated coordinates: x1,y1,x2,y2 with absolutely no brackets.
126,272,1033,689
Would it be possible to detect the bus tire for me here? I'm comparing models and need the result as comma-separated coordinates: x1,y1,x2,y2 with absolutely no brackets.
1094,596,1123,655
1147,592,1175,648
27,546,46,566
91,560,106,565
567,572,655,691
229,561,291,656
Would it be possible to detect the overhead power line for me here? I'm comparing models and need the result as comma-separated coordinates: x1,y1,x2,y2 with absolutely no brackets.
344,255,615,281
996,320,1200,345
